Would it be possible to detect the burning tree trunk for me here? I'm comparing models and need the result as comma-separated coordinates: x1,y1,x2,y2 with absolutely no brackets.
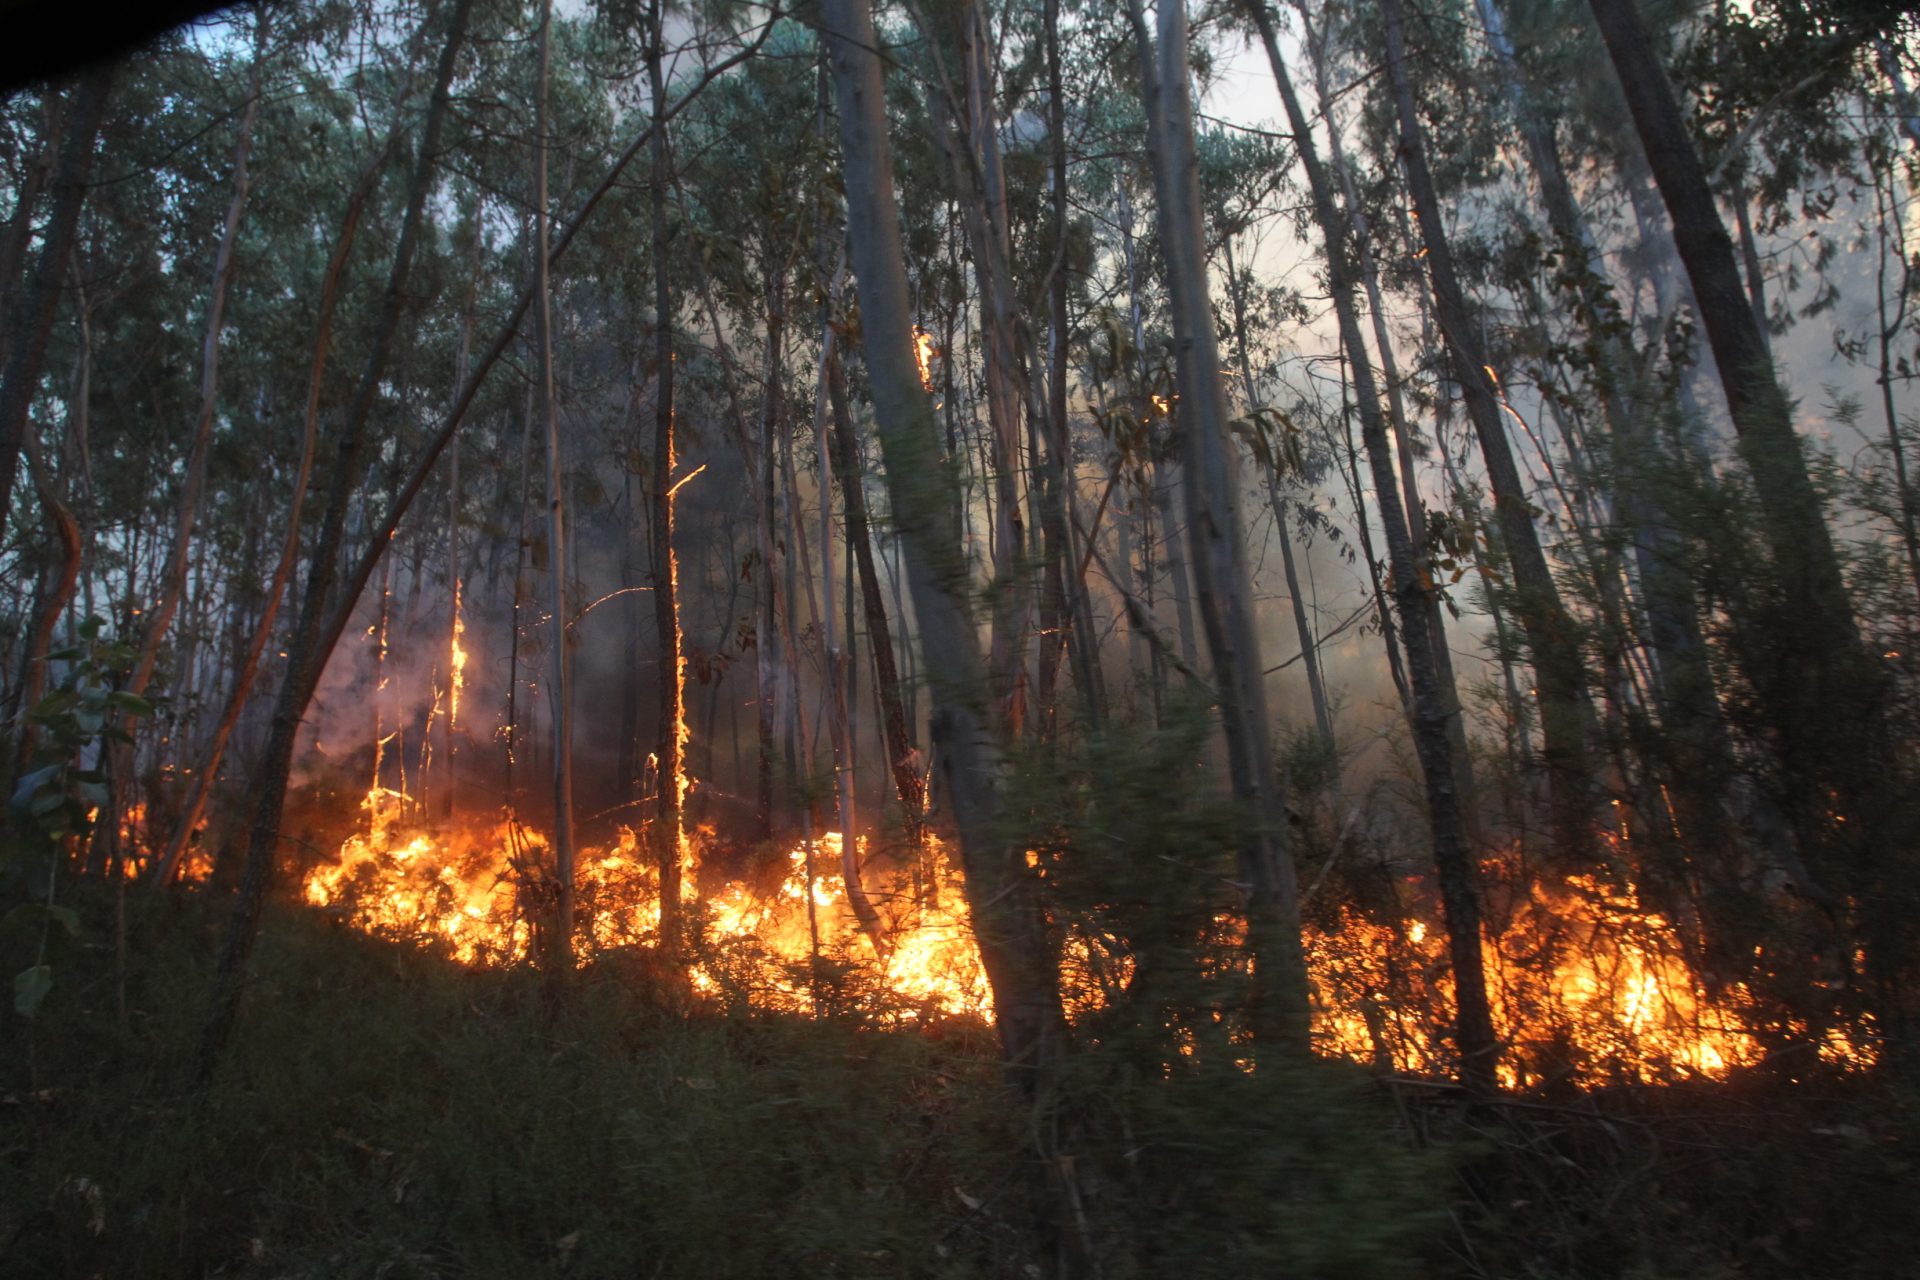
1129,0,1310,1052
1242,0,1498,1093
1379,0,1596,860
0,61,111,531
534,0,578,973
645,0,685,963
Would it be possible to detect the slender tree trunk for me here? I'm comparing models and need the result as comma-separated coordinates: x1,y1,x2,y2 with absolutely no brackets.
127,11,265,705
1302,5,1475,806
196,0,473,1085
1585,0,1860,658
1244,0,1497,1092
823,0,1067,1087
1130,0,1310,1052
533,0,577,973
829,348,925,842
1585,0,1893,1006
152,146,388,889
0,63,111,529
1221,233,1332,746
645,0,684,961
1381,0,1594,856
1040,0,1103,732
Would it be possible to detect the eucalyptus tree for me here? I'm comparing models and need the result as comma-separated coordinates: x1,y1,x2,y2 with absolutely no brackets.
821,0,1069,1093
1128,0,1312,1052
0,64,113,532
1240,0,1498,1092
199,0,478,1081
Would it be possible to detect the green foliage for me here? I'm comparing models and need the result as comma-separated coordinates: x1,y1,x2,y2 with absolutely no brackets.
0,890,1027,1278
4,617,153,1018
1002,702,1449,1274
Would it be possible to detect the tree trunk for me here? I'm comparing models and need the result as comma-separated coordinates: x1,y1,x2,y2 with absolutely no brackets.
195,0,473,1086
645,0,684,962
1381,0,1595,857
126,10,265,706
152,145,387,890
1130,0,1309,1052
822,0,1067,1087
534,0,577,973
1221,232,1332,746
828,348,925,842
0,63,111,532
1245,0,1498,1093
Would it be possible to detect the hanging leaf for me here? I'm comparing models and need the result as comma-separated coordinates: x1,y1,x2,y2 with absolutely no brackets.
14,965,53,1018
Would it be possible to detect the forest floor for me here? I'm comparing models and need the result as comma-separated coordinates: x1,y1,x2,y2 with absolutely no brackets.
3,878,1918,1278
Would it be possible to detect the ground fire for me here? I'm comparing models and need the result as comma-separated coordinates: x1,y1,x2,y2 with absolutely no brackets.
298,774,1874,1085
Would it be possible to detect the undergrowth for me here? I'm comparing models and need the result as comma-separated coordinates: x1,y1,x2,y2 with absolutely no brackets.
4,878,1917,1278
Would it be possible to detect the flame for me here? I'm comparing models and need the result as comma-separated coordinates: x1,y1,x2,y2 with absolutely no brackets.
1302,852,1874,1085
301,780,1877,1083
302,788,989,1019
912,326,936,392
449,578,467,730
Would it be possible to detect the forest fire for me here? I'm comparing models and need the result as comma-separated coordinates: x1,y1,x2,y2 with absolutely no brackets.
296,783,1870,1085
302,785,990,1018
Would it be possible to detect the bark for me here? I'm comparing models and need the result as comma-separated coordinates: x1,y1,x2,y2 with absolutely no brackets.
152,145,387,890
1244,0,1497,1093
1221,232,1332,746
829,347,925,841
14,433,80,754
196,0,473,1085
645,0,683,961
1130,0,1310,1052
1381,0,1595,856
0,63,112,532
926,0,1031,739
1302,5,1475,805
815,281,886,954
1472,0,1719,751
1586,0,1859,657
822,0,1067,1085
528,0,580,974
1040,0,1104,731
126,10,266,705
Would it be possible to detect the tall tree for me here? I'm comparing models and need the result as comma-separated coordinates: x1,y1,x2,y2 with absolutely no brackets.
1243,0,1498,1093
645,0,684,962
196,0,475,1082
0,63,113,532
1380,0,1596,858
821,0,1068,1094
1129,0,1309,1051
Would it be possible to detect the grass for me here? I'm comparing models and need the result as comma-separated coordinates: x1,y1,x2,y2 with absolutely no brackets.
5,876,1918,1278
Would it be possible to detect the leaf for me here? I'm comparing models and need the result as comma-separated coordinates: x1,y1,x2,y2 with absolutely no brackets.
0,904,79,937
106,691,155,717
9,766,60,813
14,964,52,1017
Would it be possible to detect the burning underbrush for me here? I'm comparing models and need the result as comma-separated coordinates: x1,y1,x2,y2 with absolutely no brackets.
298,785,1877,1087
303,787,991,1023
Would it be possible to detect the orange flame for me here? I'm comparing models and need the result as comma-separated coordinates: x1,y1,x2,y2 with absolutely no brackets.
912,326,936,392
